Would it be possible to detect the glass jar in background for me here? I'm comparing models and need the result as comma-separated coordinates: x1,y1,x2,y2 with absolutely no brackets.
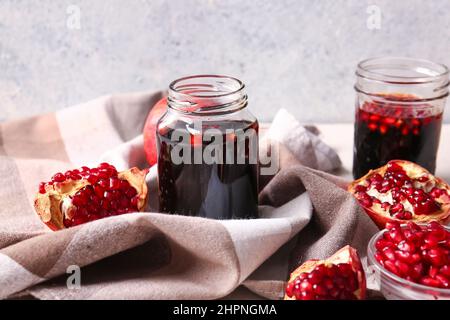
156,75,259,219
353,57,449,179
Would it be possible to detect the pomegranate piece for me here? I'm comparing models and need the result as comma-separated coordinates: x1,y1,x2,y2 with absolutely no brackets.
34,163,149,230
374,221,450,289
348,160,450,229
284,246,366,300
143,97,167,166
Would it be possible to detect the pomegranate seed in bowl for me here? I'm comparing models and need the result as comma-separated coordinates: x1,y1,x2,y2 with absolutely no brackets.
368,221,450,300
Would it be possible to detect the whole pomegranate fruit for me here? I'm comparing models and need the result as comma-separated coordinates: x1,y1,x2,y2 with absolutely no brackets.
284,246,366,300
143,97,167,166
349,160,450,229
374,221,450,289
34,163,149,230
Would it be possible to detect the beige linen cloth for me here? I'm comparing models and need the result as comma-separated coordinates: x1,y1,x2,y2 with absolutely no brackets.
0,91,378,300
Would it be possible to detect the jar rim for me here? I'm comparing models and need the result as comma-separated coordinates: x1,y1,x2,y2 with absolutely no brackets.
356,56,449,85
169,74,245,98
167,75,248,115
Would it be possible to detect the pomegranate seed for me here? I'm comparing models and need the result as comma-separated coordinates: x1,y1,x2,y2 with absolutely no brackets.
404,187,414,196
119,180,130,190
39,182,47,194
109,177,121,190
389,203,404,215
52,173,66,183
401,126,409,136
430,188,444,199
285,282,294,297
86,174,98,184
440,265,450,277
382,247,396,261
104,191,114,201
420,277,441,287
428,221,445,231
398,240,416,253
426,248,448,267
436,274,450,288
97,170,109,179
386,221,401,230
131,196,139,207
412,263,425,277
71,173,82,180
403,211,413,220
110,200,118,210
389,229,405,243
375,252,384,264
125,187,138,198
94,185,105,198
371,173,383,182
395,260,410,276
387,162,403,172
368,122,378,131
429,265,439,278
98,179,109,189
384,260,398,275
354,185,367,192
360,198,373,207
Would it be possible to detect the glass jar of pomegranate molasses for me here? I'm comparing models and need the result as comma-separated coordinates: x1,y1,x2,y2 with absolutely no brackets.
353,57,449,178
156,75,259,219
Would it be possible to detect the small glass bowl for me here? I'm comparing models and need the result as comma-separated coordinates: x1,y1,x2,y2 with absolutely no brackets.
367,225,450,300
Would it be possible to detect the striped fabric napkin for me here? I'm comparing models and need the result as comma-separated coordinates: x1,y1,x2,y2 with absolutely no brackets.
0,91,375,300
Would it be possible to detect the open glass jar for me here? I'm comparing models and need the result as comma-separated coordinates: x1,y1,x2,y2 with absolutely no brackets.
353,57,449,179
156,75,259,219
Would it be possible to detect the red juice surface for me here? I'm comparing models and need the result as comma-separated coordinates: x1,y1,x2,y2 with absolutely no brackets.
353,94,443,179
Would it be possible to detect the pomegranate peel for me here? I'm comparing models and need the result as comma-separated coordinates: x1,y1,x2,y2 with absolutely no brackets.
284,245,366,300
349,160,450,229
34,163,149,230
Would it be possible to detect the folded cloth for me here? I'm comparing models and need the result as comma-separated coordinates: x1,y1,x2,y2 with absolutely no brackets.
0,91,377,300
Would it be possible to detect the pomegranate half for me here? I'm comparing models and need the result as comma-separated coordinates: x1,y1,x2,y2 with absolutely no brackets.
284,245,366,300
349,160,450,229
34,163,149,230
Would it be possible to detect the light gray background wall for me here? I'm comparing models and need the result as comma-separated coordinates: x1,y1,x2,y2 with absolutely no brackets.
0,0,449,123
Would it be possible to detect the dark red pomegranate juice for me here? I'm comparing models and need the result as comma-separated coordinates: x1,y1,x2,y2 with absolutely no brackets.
157,120,259,219
353,94,443,178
